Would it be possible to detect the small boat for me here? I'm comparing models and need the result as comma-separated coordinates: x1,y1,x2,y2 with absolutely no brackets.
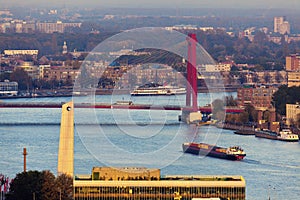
277,129,299,142
131,83,186,96
182,142,246,161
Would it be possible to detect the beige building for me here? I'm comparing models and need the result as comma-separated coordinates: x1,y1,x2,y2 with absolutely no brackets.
286,54,300,71
17,61,39,79
92,167,160,181
287,72,300,87
43,65,80,83
274,16,290,34
4,49,38,56
36,21,82,33
204,63,231,72
286,104,300,125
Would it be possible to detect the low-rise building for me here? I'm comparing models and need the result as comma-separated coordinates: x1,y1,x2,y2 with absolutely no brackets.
204,63,231,72
74,167,246,200
43,65,80,83
287,72,300,87
0,80,18,96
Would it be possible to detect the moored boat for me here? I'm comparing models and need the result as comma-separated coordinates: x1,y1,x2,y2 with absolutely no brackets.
254,129,278,140
182,142,246,161
277,129,299,142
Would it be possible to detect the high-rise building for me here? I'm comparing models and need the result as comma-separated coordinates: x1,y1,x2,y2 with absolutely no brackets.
286,54,300,71
274,16,290,34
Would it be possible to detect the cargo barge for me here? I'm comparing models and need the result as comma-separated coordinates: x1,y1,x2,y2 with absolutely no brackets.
182,142,246,161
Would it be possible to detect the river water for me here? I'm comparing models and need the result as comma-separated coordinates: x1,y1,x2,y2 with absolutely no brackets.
0,93,299,200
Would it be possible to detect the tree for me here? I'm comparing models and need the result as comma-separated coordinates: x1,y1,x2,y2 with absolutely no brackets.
56,174,73,200
275,71,284,83
273,85,300,115
212,99,225,121
244,104,257,122
225,95,238,106
9,68,32,91
263,72,271,83
6,171,43,200
238,73,247,84
41,170,58,200
6,171,72,200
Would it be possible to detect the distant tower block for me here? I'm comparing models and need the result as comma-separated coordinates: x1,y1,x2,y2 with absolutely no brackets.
62,41,68,54
57,101,74,177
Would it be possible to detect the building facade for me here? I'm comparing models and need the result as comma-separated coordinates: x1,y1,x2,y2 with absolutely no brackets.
4,49,38,56
237,85,278,109
43,65,80,83
74,170,246,200
286,54,300,71
36,21,82,33
274,16,290,34
0,80,18,96
286,104,300,126
287,72,300,87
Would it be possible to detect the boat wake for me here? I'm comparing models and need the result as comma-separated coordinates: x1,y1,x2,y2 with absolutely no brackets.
241,158,261,165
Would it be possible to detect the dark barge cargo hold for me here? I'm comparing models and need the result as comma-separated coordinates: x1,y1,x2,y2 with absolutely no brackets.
182,142,246,161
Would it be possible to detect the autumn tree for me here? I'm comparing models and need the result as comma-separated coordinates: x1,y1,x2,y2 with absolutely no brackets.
6,171,73,200
56,173,73,200
9,68,32,91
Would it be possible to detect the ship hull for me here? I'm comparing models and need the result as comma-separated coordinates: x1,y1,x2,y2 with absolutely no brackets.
255,131,278,140
182,143,245,161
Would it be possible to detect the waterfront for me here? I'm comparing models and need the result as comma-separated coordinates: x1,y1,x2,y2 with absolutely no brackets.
0,94,299,199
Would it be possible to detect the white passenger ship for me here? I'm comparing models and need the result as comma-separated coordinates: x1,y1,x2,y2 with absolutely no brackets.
130,83,186,96
277,129,299,142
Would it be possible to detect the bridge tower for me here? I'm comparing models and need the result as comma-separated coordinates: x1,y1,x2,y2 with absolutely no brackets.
181,33,202,123
57,101,74,177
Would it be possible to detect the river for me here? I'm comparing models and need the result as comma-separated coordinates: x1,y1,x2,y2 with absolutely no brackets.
0,93,299,200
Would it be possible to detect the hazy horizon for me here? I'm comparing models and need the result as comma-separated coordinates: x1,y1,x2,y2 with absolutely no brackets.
1,0,300,10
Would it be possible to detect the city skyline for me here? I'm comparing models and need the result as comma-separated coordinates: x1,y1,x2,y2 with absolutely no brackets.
0,0,300,10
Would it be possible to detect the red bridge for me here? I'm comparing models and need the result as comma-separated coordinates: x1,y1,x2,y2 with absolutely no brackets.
0,102,243,114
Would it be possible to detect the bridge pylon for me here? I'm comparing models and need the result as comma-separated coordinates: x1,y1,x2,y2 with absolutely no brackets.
181,34,202,124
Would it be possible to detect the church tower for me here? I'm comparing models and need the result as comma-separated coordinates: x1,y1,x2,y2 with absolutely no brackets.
57,101,74,177
62,41,68,54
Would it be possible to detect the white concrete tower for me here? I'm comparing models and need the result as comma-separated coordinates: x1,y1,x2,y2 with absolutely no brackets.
57,101,74,177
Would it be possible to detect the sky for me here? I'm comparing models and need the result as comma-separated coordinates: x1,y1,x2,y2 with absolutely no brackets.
0,0,299,10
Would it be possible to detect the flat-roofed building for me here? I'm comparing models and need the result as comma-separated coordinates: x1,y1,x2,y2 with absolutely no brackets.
91,167,160,181
237,85,278,109
287,72,300,87
286,104,300,126
286,54,300,71
74,171,246,200
274,16,290,34
0,80,18,96
43,65,80,83
204,64,231,72
4,49,38,56
36,21,82,33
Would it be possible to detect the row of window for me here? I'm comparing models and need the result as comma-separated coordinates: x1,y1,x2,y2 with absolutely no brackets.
74,186,245,200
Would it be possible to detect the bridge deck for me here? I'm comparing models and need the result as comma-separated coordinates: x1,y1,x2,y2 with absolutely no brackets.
0,102,243,113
